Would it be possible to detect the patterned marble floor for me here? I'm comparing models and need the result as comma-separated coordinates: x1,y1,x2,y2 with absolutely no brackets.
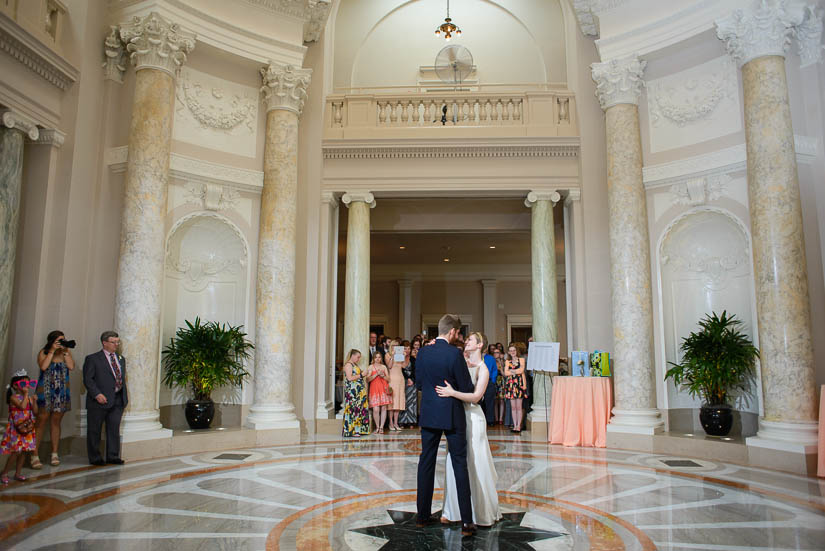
1,429,824,550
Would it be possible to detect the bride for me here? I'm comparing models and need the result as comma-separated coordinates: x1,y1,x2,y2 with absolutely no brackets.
436,332,501,527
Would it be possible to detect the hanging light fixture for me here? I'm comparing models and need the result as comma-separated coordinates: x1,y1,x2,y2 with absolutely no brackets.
434,0,461,41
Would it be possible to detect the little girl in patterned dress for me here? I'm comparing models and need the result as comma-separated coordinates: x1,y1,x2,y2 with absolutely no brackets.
1,371,38,484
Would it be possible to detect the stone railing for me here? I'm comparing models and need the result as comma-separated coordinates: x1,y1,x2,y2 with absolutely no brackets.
324,90,577,139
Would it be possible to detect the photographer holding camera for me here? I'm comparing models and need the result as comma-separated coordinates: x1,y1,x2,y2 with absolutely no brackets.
31,330,74,468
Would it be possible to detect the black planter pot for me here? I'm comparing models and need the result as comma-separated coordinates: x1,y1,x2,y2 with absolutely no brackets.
185,399,215,430
699,404,733,436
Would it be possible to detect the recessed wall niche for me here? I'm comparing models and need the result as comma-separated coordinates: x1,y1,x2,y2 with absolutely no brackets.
658,209,760,434
161,213,250,427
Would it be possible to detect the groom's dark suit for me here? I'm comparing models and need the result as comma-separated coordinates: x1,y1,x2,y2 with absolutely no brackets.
416,338,474,525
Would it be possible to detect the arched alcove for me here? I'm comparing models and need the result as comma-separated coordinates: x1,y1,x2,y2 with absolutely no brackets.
160,212,251,428
658,208,760,434
334,0,567,89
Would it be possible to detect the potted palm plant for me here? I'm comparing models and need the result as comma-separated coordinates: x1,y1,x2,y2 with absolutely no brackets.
664,311,759,436
162,317,253,429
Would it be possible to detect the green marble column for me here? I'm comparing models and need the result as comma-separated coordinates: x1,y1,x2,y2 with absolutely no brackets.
525,190,560,423
0,111,38,385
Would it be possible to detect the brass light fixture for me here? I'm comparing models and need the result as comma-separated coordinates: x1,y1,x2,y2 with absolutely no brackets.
435,0,461,41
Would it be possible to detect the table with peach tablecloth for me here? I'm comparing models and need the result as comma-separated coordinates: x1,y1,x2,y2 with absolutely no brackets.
549,376,613,448
818,385,824,478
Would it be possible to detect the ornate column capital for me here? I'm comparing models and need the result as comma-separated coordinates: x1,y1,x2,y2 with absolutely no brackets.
715,0,805,68
103,26,126,83
342,191,376,209
119,12,196,77
28,128,65,148
796,5,824,67
260,61,312,116
1,109,39,140
590,55,646,110
525,190,561,208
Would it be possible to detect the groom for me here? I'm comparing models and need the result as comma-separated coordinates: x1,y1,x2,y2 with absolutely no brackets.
416,314,476,536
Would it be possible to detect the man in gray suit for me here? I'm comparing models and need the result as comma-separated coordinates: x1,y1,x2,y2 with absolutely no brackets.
83,331,128,465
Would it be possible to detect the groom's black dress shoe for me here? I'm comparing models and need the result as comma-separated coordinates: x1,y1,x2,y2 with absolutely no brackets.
415,515,439,528
461,522,477,536
106,459,125,465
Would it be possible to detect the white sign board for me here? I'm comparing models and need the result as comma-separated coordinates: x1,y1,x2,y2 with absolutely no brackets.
526,342,560,373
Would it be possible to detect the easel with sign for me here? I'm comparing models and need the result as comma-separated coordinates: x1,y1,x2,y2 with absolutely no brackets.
526,342,560,416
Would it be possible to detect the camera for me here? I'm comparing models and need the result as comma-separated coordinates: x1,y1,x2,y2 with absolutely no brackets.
58,338,76,349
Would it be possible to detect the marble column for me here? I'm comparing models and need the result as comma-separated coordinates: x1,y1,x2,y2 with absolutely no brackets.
114,13,195,439
525,191,560,425
247,62,312,431
0,110,38,386
342,192,375,372
591,55,663,435
717,2,818,453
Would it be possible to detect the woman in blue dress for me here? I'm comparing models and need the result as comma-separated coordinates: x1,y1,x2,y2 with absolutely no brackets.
32,330,73,468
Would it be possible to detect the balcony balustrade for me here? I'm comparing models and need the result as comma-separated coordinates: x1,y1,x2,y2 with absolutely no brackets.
324,87,577,140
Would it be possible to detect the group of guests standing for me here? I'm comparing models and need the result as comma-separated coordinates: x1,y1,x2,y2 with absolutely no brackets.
342,331,532,437
342,335,419,437
1,329,127,483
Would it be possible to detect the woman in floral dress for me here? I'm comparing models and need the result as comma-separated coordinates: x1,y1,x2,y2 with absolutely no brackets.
33,330,73,468
341,350,370,438
504,344,527,433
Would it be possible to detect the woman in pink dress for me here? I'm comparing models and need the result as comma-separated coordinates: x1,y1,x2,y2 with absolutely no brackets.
367,352,392,434
386,339,406,431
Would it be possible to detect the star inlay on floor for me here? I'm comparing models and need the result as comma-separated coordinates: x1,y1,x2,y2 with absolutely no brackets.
350,510,565,550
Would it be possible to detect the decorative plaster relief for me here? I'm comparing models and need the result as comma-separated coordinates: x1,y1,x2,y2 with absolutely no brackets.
173,67,259,159
660,209,750,293
647,56,741,153
669,173,731,206
165,212,248,294
796,5,824,67
183,182,241,212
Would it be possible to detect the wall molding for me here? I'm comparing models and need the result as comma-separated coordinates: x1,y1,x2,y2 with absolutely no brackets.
368,263,564,283
105,146,263,190
643,135,818,188
0,11,78,90
323,139,579,161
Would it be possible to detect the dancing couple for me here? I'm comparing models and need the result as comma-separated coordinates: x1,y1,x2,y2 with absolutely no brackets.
415,314,501,537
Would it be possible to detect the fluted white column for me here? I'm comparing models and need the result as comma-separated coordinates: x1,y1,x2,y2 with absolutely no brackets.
398,279,413,339
481,279,497,342
247,62,312,431
315,192,339,420
342,192,375,373
525,190,560,425
591,55,663,435
717,1,819,455
0,110,38,389
114,13,194,440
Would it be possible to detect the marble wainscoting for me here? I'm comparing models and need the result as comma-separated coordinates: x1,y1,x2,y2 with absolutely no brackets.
1,430,823,550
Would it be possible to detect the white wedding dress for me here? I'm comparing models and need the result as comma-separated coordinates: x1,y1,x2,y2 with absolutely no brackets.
442,363,501,526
